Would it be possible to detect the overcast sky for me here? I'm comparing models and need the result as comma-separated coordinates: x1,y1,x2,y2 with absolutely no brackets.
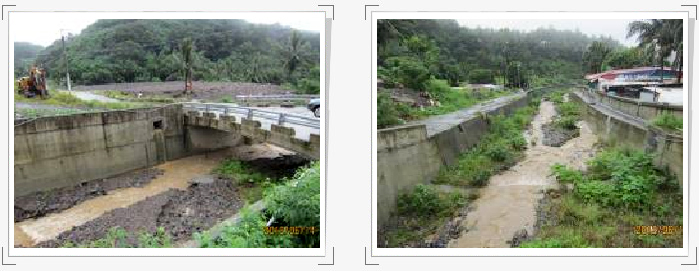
12,13,323,47
457,19,638,47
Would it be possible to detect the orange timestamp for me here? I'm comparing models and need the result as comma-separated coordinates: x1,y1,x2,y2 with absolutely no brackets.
263,226,318,235
633,225,682,235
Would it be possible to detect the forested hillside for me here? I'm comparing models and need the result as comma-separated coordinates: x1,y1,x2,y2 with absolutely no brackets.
14,42,44,78
377,19,622,88
28,19,320,90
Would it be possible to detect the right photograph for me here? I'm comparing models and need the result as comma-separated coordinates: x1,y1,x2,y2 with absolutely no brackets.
376,18,684,248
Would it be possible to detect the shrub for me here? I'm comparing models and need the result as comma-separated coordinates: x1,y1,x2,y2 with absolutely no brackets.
264,162,321,247
397,184,465,217
377,91,403,129
385,56,430,91
555,115,578,130
652,113,682,131
195,208,294,248
425,77,451,97
574,149,661,210
214,159,268,184
296,78,320,94
397,184,443,216
551,164,584,184
484,140,511,162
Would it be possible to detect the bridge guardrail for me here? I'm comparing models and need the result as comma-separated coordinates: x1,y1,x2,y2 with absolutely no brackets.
183,102,321,129
234,94,319,101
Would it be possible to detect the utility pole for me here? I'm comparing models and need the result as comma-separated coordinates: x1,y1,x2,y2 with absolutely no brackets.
60,29,72,91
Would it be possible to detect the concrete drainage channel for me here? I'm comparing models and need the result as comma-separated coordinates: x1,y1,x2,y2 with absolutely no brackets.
15,146,309,248
14,104,317,247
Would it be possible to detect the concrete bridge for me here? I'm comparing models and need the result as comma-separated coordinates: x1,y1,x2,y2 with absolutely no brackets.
14,103,320,198
184,108,320,160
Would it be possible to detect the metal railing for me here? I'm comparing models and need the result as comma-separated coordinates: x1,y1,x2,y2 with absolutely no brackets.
234,94,319,101
183,102,320,129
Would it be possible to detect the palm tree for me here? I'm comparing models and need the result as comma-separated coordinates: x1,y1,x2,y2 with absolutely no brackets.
284,30,307,82
627,19,682,82
181,38,193,93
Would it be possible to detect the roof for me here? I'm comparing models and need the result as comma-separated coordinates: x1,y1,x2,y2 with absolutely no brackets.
585,67,681,81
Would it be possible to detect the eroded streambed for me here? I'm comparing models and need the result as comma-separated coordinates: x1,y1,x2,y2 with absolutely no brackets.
448,100,599,248
14,144,306,248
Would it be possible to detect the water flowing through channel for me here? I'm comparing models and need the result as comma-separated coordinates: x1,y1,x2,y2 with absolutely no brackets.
14,151,231,247
448,99,599,248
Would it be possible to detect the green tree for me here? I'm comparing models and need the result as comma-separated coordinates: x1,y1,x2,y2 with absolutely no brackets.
582,41,612,74
468,69,495,84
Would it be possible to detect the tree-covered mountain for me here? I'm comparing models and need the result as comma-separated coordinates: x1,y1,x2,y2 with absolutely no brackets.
30,19,320,89
377,19,622,88
14,42,44,78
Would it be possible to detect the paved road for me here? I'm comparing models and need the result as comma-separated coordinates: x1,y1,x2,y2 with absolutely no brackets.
408,92,527,137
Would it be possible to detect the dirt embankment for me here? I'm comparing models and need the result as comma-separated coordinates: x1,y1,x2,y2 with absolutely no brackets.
37,178,243,248
15,168,164,222
73,81,296,101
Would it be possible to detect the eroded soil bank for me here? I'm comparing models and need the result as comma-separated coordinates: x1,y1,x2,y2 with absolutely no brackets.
448,100,598,248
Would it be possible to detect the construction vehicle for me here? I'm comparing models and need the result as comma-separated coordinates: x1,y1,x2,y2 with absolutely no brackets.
16,67,49,98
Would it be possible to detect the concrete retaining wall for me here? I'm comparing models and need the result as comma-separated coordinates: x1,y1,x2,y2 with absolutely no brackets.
572,92,683,185
586,90,682,121
14,105,190,197
377,92,535,228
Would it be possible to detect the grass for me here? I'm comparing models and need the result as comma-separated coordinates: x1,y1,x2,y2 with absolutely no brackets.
520,148,682,248
433,103,539,187
62,227,172,248
652,113,682,132
15,92,153,111
14,107,90,118
382,184,467,247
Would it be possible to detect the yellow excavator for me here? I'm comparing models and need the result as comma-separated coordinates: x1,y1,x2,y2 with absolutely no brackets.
17,67,49,98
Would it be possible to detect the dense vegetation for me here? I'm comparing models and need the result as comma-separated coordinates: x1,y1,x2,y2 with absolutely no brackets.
14,42,44,78
22,19,320,93
378,20,620,89
521,148,682,248
382,184,468,247
433,97,541,186
197,162,321,248
652,113,683,132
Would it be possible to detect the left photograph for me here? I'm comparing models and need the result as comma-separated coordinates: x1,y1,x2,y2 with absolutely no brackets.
12,13,324,249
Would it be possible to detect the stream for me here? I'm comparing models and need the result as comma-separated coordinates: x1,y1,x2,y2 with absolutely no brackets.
448,99,599,248
14,150,231,247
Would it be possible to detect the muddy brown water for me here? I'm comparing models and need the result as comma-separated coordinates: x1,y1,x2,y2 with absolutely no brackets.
14,150,232,247
448,100,599,248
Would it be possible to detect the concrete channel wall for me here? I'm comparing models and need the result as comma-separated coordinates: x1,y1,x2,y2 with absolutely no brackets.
14,104,190,197
587,90,682,121
572,92,684,185
377,91,536,228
